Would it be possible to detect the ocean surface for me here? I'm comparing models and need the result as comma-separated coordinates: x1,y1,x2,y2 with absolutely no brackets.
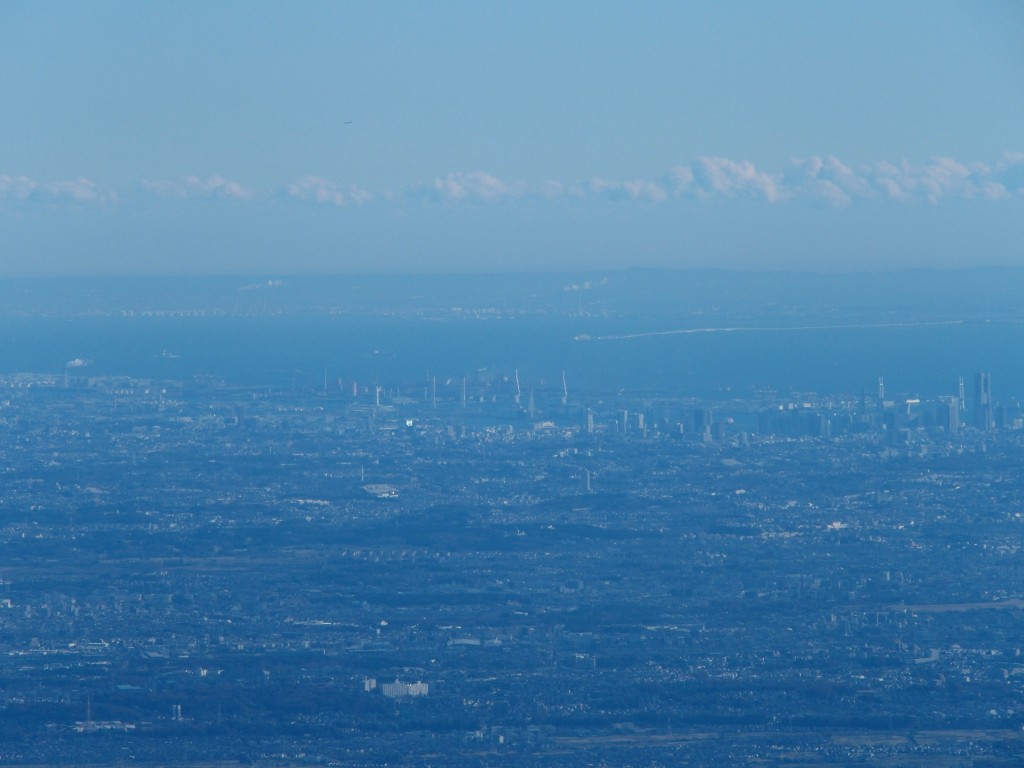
1,313,1021,401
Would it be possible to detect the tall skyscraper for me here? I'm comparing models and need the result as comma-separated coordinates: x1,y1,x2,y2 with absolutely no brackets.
937,396,959,435
973,372,993,431
693,408,712,441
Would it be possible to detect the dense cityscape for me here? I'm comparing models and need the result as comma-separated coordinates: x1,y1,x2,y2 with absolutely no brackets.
2,365,1023,766
4,1,1022,765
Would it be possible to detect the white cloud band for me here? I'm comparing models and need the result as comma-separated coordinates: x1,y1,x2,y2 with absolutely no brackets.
4,153,1023,214
0,175,113,204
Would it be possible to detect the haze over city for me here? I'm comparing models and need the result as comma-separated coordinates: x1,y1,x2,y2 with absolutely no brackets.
6,4,1024,767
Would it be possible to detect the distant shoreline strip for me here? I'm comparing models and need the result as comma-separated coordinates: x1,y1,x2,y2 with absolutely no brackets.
574,320,965,342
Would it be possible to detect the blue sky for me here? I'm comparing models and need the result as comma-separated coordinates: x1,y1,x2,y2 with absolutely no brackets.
1,1,1022,275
